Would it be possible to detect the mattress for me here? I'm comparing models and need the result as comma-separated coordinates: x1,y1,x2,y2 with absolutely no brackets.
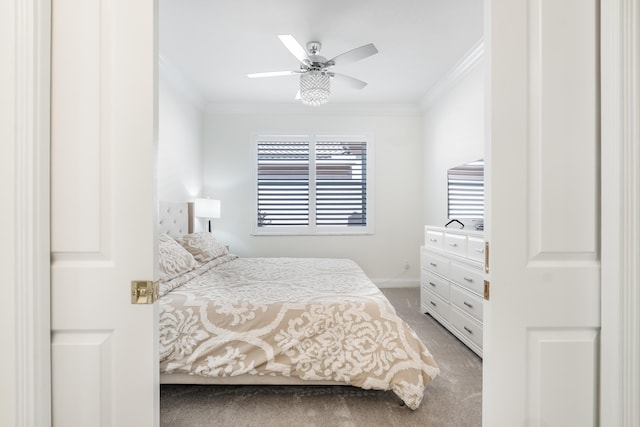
159,256,439,409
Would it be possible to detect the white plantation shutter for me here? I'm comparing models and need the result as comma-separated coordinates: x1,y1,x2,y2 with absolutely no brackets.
316,141,367,226
256,140,310,226
254,135,371,234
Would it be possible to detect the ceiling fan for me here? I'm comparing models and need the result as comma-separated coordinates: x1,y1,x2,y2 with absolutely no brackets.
248,35,379,106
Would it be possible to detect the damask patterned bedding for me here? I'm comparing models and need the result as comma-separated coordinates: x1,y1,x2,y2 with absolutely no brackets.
157,233,439,410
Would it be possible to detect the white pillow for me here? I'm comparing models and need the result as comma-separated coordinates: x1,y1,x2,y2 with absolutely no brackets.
176,232,229,263
158,233,198,282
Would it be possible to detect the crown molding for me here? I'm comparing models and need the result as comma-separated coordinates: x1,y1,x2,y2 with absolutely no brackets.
420,38,484,110
205,102,422,116
159,54,208,111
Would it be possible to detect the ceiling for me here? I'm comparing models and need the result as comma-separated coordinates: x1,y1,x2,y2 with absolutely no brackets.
159,0,484,107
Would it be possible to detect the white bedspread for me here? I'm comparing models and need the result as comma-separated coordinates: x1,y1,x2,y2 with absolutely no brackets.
159,257,439,409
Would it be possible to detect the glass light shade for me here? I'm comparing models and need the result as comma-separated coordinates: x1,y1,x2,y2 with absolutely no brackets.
194,198,221,219
300,71,330,106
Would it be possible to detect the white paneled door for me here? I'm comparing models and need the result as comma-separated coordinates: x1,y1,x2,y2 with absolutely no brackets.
484,0,600,426
50,0,158,425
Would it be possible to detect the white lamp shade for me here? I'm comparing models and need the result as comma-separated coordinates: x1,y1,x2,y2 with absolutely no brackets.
194,198,221,219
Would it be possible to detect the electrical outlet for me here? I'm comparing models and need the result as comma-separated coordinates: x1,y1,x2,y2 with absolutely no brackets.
403,260,410,270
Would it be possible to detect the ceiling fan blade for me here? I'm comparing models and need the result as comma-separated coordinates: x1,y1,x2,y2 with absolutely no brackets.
330,72,368,90
328,43,378,66
278,35,310,64
247,70,301,78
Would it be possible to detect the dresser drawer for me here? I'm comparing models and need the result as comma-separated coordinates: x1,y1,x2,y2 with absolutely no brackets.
450,306,483,348
450,285,483,321
422,251,450,277
450,262,483,295
422,271,450,301
425,229,445,250
422,291,450,322
444,232,467,257
467,236,485,262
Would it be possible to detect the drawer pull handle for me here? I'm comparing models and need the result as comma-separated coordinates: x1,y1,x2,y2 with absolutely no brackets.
430,301,437,307
430,262,437,267
464,277,474,282
429,282,436,287
463,301,473,308
475,248,484,253
429,238,438,242
463,326,473,334
449,243,458,247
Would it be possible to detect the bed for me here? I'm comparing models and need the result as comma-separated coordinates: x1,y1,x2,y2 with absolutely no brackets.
157,202,439,410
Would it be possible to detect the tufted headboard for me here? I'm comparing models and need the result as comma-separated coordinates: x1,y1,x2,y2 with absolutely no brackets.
158,201,193,237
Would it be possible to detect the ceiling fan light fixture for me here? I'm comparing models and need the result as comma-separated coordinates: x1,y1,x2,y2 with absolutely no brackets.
300,71,330,106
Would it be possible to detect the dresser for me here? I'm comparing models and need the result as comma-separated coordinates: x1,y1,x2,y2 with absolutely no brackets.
420,226,485,357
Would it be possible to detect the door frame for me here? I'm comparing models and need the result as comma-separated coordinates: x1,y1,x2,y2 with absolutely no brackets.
600,0,640,425
4,0,638,425
4,0,52,425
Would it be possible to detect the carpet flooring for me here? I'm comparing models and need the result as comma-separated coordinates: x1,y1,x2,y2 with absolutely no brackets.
160,287,483,427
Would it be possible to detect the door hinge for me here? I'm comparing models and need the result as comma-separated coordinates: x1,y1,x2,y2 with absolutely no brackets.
484,280,490,300
131,280,159,304
484,241,490,274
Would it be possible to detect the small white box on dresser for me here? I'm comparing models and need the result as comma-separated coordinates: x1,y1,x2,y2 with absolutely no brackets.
420,225,485,357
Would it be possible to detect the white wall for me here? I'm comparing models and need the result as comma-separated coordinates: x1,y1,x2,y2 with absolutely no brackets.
203,110,424,286
157,70,204,202
423,63,485,227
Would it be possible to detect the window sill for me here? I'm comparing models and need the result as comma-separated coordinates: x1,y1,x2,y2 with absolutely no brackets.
251,228,374,237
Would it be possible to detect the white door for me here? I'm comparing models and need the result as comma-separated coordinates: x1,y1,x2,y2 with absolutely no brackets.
484,0,600,426
50,0,158,426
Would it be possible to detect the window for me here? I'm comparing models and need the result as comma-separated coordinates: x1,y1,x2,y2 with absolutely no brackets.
253,134,373,235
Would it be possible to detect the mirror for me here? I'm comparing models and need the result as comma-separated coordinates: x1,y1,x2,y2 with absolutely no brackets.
447,159,484,230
